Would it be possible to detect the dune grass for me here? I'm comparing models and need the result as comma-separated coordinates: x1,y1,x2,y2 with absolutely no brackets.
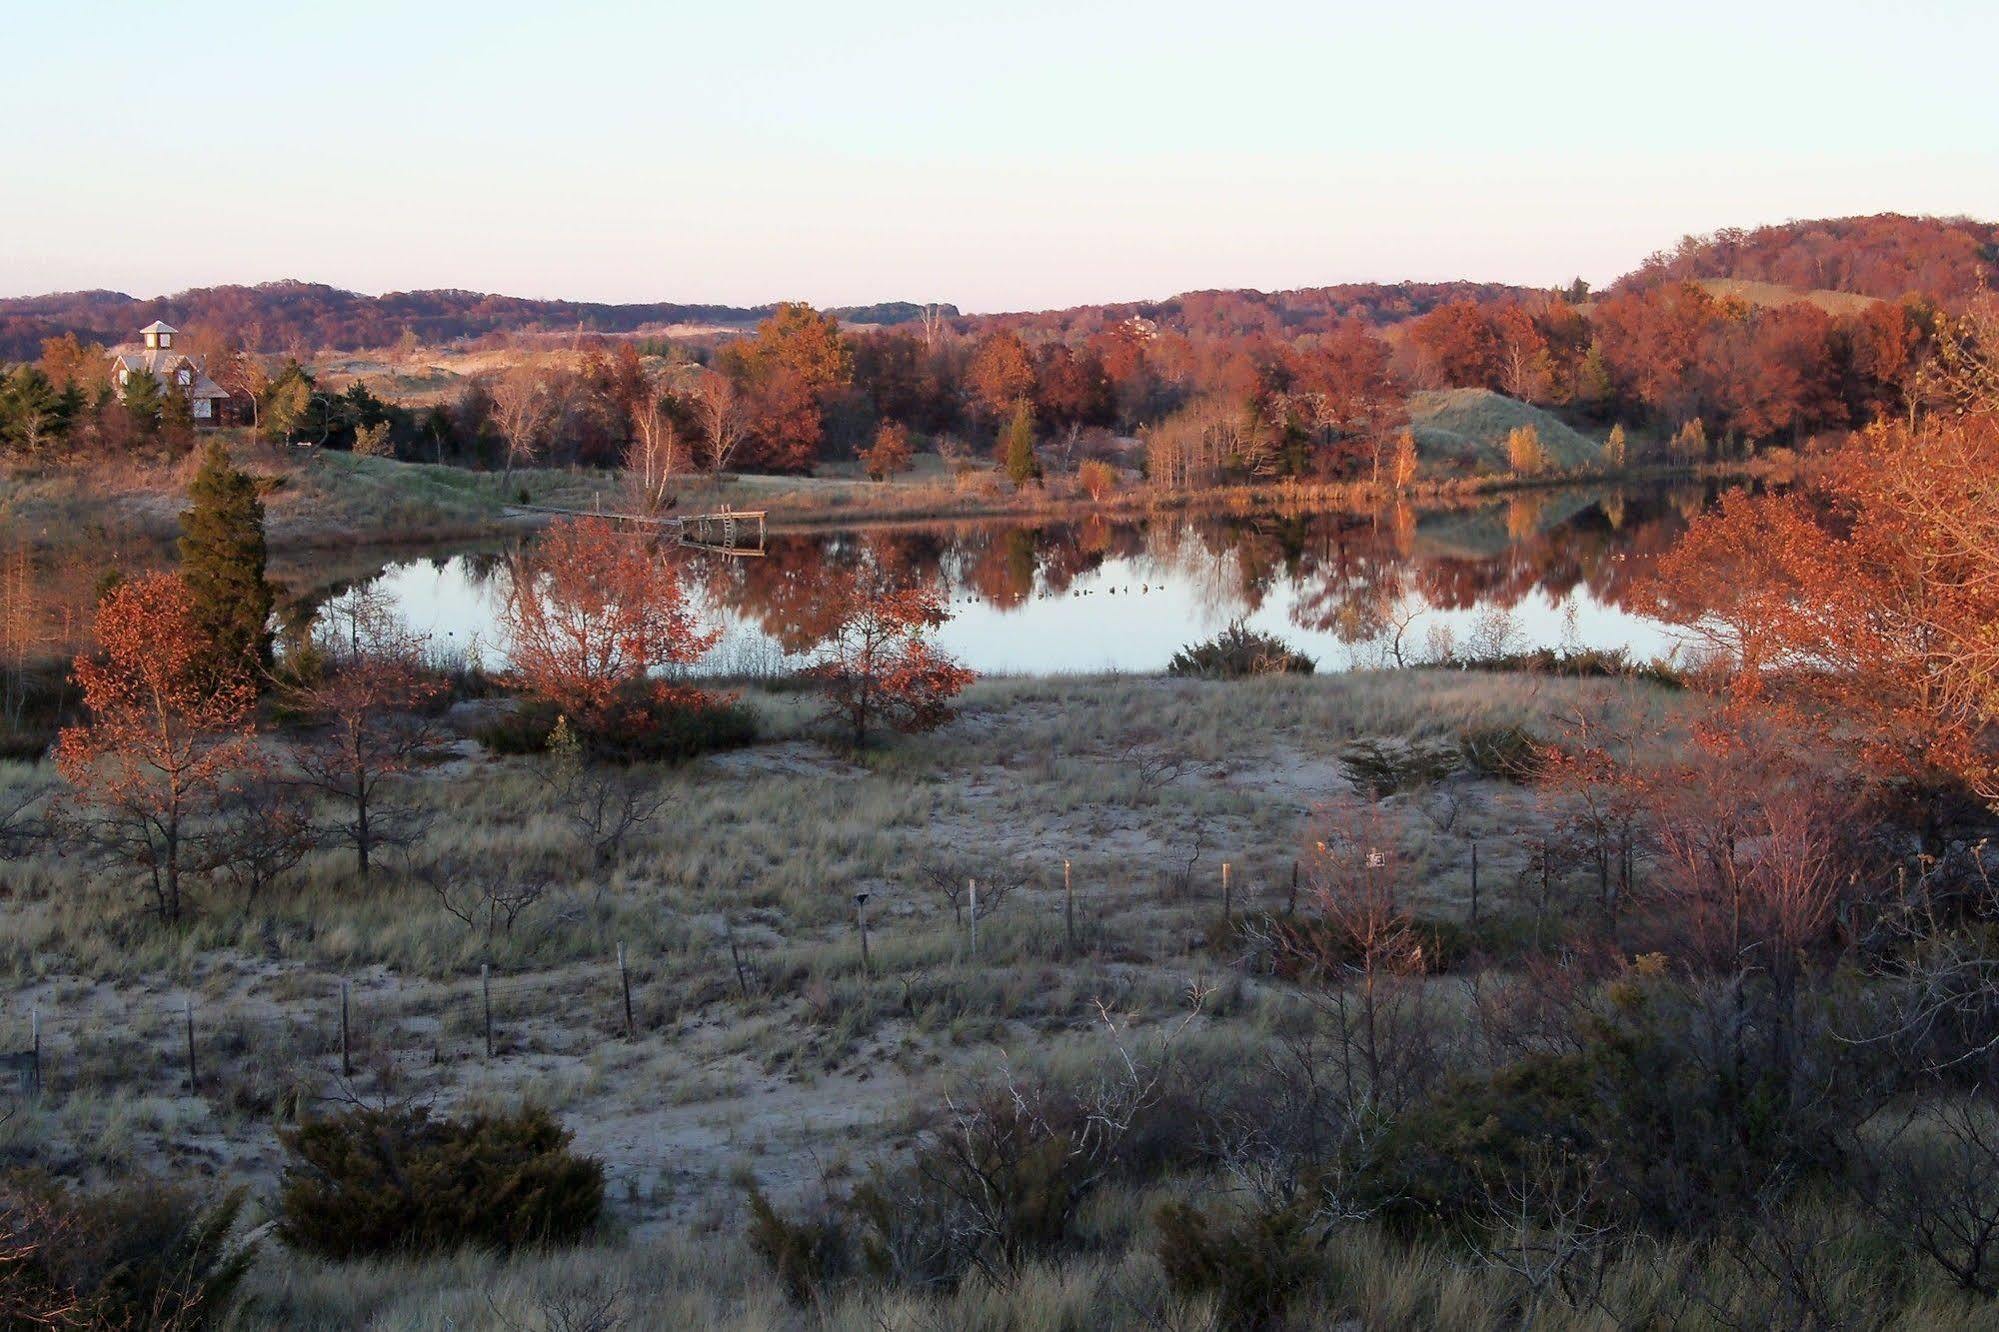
1409,387,1604,472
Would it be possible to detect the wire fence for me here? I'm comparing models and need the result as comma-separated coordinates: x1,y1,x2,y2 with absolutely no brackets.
0,951,653,1109
0,833,1545,1111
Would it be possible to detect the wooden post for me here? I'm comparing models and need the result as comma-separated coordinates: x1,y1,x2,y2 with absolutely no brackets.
1222,861,1233,922
481,964,494,1060
29,1005,39,1099
340,981,352,1078
855,896,871,975
183,998,197,1093
968,879,978,958
1471,832,1487,924
727,924,751,1002
1287,860,1299,916
618,944,635,1040
1063,859,1075,957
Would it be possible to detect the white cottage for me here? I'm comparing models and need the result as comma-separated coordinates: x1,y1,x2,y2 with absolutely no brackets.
111,321,232,425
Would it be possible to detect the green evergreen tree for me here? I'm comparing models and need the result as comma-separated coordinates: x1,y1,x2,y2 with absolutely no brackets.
121,369,165,437
0,366,73,456
180,440,275,679
1000,398,1041,486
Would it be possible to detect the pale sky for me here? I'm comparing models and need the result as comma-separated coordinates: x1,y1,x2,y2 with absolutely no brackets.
4,0,1995,312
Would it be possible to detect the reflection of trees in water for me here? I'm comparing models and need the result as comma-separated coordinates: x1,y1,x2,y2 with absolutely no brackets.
686,489,1721,656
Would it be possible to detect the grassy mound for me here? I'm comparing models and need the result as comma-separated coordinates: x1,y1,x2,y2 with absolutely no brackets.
1408,388,1601,473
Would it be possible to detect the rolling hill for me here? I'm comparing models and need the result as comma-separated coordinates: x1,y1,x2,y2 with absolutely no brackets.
1407,388,1602,472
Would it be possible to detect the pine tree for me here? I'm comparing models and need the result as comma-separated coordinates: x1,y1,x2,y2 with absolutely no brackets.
121,369,165,437
1000,399,1041,486
180,441,275,680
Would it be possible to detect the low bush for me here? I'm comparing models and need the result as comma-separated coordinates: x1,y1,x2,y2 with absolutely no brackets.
276,1103,604,1259
1168,620,1315,680
0,1170,251,1329
1155,1196,1329,1330
748,1073,1212,1297
474,691,757,763
1459,723,1547,782
1339,737,1458,795
745,1187,850,1306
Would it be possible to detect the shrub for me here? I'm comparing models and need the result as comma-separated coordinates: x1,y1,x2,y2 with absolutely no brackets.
745,1187,849,1306
1077,458,1118,501
276,1104,604,1259
474,699,561,755
1167,620,1315,680
1155,1197,1327,1330
1338,737,1457,795
475,691,757,763
1459,723,1547,782
0,1171,251,1329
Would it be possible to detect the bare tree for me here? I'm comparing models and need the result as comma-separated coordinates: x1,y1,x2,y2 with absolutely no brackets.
488,364,551,484
693,372,749,475
623,364,685,515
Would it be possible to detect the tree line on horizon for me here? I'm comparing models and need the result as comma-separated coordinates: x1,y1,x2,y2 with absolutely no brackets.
0,213,1990,484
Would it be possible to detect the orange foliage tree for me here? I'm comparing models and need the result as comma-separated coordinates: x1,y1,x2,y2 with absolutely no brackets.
1645,412,1999,824
503,517,720,741
805,568,975,748
860,420,913,481
718,303,852,473
56,573,259,924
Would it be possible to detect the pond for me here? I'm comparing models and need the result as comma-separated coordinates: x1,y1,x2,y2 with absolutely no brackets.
313,484,1724,677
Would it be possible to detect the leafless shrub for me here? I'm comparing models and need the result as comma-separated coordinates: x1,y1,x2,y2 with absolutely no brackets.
536,721,673,870
1112,728,1193,800
1848,1095,1999,1297
918,861,1018,928
488,1280,630,1332
428,858,553,939
207,779,317,903
1460,1138,1618,1313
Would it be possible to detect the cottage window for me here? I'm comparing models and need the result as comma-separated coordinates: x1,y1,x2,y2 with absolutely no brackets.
193,398,212,419
177,368,192,386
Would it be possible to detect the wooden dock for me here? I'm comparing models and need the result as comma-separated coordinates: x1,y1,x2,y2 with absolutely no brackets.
506,503,769,556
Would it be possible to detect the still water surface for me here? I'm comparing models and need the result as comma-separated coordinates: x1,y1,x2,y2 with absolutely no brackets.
330,485,1720,677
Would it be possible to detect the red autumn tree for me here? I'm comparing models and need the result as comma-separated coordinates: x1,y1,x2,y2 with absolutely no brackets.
1408,299,1503,390
966,330,1036,422
503,517,721,741
288,588,446,884
717,303,852,473
805,568,975,749
1645,410,1999,828
56,572,259,924
1285,319,1408,480
860,420,914,481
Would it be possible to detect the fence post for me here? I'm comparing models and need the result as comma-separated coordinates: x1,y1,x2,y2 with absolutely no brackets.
29,1005,39,1099
1471,836,1487,920
855,894,872,976
1222,861,1233,922
1287,860,1299,916
1063,859,1074,957
968,879,978,958
183,998,197,1093
340,981,352,1078
481,964,494,1060
727,924,751,1002
618,944,635,1040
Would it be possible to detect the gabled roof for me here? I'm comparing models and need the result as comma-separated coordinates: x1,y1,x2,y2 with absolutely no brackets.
111,349,230,398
